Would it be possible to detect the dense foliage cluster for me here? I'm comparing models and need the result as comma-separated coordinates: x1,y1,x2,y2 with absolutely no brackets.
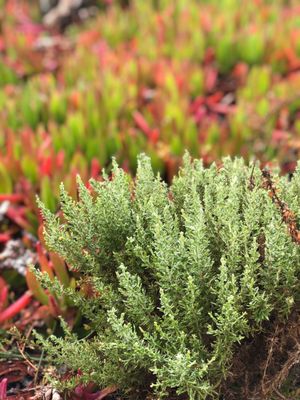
37,155,300,399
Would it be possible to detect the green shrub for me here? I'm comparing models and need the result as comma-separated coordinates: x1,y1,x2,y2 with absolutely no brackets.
36,155,300,399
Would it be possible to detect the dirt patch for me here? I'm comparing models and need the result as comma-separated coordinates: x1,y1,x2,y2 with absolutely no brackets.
221,309,300,400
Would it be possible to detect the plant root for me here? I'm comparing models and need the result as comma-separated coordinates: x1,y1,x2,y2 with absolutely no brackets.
220,310,300,400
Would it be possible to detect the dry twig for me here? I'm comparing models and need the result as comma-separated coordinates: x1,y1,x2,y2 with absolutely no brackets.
262,168,300,244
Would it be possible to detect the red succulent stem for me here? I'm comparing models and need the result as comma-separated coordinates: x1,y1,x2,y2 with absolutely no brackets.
0,378,7,400
0,291,32,324
91,158,101,179
73,383,117,400
6,207,30,229
37,242,55,279
0,233,10,243
133,111,159,144
0,286,8,312
0,194,24,202
133,111,151,136
48,294,62,317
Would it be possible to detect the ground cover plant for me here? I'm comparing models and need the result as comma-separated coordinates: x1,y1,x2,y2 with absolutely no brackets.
1,1,300,398
3,0,300,236
34,154,300,399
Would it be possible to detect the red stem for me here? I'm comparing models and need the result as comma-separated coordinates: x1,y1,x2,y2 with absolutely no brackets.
0,286,8,312
0,291,32,324
37,242,54,279
0,233,10,243
0,194,23,202
48,294,62,317
6,208,29,228
0,378,7,400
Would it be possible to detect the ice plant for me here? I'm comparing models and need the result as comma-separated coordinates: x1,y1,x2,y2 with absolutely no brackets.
0,378,7,400
0,290,32,325
2,0,300,238
0,278,8,312
26,240,72,317
71,383,117,400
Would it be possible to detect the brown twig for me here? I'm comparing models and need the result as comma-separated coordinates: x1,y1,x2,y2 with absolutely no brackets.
274,388,289,400
248,159,257,191
16,341,38,372
262,325,279,394
267,344,300,396
34,348,45,386
262,168,300,244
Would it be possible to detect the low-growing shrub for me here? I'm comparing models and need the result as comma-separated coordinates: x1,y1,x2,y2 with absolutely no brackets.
36,155,300,399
